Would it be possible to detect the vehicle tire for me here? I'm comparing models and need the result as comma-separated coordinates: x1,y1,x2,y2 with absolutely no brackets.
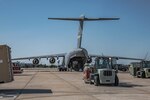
90,80,93,84
89,78,94,84
124,69,127,72
84,80,89,84
136,72,140,78
141,71,146,78
94,75,99,86
114,75,119,86
89,74,94,84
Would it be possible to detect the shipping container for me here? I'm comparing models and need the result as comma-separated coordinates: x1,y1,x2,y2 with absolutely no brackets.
0,45,14,83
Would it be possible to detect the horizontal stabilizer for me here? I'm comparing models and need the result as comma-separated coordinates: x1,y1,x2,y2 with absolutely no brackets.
48,17,120,21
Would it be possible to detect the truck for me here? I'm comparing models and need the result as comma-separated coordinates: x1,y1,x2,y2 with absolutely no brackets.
129,61,150,78
83,57,119,86
12,62,23,74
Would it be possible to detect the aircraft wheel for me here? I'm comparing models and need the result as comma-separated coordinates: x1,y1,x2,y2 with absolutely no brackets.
60,68,62,71
65,68,67,71
58,68,61,71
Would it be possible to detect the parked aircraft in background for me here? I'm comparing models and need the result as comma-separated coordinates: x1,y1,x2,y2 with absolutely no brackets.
12,15,143,71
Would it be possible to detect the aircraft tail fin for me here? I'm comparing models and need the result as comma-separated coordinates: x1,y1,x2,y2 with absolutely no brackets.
144,52,149,61
48,16,120,49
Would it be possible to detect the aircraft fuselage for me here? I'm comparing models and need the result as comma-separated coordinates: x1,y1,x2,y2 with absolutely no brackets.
65,48,88,71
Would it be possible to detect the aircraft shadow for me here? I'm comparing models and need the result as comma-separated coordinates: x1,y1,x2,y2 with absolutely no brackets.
0,89,52,94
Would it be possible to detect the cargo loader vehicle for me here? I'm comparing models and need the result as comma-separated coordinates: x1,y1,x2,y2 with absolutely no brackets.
83,57,119,86
129,61,150,78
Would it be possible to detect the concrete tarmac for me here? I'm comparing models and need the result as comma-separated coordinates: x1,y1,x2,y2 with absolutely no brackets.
0,68,150,100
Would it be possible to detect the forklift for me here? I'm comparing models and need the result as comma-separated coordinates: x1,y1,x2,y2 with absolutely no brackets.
83,57,119,86
129,61,150,78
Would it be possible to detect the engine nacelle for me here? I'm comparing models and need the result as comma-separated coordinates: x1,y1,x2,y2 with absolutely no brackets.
87,57,92,63
32,58,39,65
49,57,56,64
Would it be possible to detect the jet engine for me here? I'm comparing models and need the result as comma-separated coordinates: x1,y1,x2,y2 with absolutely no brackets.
32,58,39,65
49,57,56,64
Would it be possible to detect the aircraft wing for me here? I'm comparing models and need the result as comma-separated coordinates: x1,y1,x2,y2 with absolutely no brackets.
12,53,67,60
89,54,143,61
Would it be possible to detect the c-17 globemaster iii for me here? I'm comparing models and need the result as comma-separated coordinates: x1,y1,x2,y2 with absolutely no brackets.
12,15,143,71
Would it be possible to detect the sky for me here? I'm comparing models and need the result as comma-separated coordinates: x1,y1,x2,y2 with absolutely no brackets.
1,0,150,64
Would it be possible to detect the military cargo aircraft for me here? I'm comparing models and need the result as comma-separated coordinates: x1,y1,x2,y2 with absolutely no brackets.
12,15,143,71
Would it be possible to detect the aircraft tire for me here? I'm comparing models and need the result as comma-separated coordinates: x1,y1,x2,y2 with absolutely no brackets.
65,68,67,71
58,68,61,71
